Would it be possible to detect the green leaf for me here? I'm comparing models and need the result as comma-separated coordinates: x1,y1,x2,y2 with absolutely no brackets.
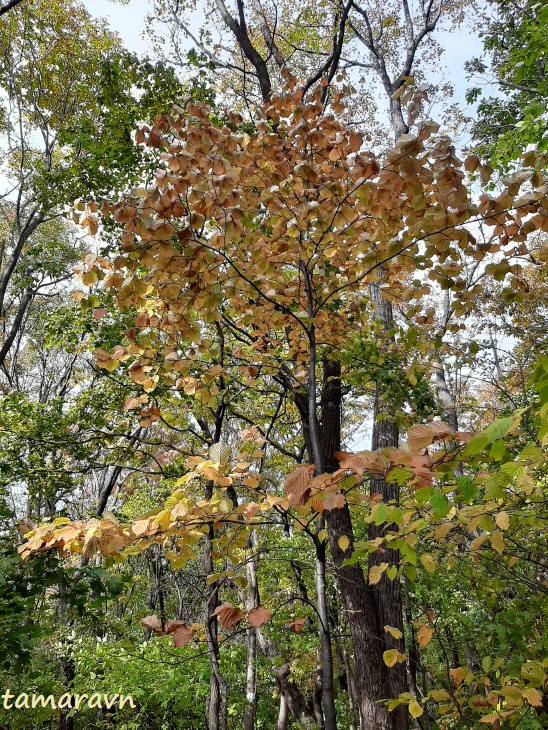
456,476,477,503
429,488,450,518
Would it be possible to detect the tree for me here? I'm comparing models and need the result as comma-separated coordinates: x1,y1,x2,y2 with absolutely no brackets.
0,0,194,376
20,87,548,729
466,0,548,170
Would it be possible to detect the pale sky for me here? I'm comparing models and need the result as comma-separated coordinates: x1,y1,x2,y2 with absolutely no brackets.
80,0,488,113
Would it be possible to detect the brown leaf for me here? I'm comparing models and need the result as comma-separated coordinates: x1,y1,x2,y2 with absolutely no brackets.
284,465,314,495
323,492,346,510
212,604,245,630
417,624,434,647
140,615,164,636
407,421,452,450
334,451,370,476
286,616,306,633
248,606,271,627
171,625,193,648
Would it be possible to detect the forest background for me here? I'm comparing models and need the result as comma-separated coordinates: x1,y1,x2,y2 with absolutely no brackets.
0,0,547,729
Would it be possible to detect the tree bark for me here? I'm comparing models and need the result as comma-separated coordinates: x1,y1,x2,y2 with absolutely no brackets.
205,478,222,730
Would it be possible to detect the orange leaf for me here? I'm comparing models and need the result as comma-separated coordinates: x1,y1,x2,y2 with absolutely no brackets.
171,625,193,647
248,606,271,627
417,624,433,647
449,667,466,686
212,604,245,630
140,615,163,636
407,421,452,450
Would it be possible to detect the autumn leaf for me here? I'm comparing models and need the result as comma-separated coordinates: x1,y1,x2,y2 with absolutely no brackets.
247,606,271,627
140,615,163,636
384,625,403,639
212,604,245,630
408,421,452,450
490,530,505,555
286,617,306,633
522,688,543,707
417,624,433,648
383,649,407,667
449,667,466,686
168,625,191,647
408,699,423,718
338,535,350,552
281,462,312,500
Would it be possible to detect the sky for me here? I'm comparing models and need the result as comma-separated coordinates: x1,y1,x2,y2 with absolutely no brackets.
80,0,489,114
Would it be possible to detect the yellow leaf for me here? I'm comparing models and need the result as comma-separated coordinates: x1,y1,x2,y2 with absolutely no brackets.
383,649,399,667
384,625,403,639
369,564,387,585
408,699,423,718
490,530,505,555
429,689,451,701
338,535,350,552
420,553,436,573
495,511,509,530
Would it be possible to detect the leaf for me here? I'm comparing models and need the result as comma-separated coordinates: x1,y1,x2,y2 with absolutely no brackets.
369,563,387,585
323,492,346,510
383,649,400,667
140,615,163,636
429,689,451,701
408,699,423,718
495,512,510,530
522,688,543,707
287,616,306,633
456,476,477,503
420,554,436,573
171,625,193,648
485,417,513,442
449,667,466,686
338,535,350,552
383,649,406,667
212,604,245,630
384,625,403,639
429,488,450,518
521,661,545,686
247,606,271,627
408,421,452,450
480,714,502,724
334,451,371,476
417,624,433,647
490,530,505,554
284,465,314,499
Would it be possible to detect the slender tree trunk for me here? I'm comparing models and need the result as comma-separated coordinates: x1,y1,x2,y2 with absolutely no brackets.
303,263,337,730
320,356,408,729
244,627,257,730
205,479,221,730
244,532,259,730
277,693,289,730
367,284,408,729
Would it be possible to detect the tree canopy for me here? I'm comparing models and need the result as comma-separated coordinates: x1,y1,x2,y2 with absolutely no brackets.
0,2,547,730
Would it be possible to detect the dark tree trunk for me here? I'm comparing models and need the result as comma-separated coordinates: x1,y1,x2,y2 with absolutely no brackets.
318,358,407,729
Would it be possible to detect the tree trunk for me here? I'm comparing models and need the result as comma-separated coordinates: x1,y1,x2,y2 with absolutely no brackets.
277,693,289,730
205,479,222,730
316,358,407,729
244,626,257,730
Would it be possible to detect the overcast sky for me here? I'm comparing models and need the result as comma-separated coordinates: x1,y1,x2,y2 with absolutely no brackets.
80,0,487,114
